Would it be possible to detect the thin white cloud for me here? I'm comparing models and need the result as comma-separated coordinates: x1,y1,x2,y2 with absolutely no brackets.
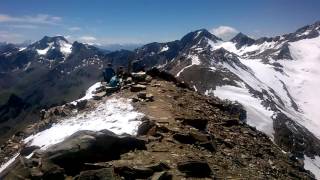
6,24,38,29
78,36,97,42
0,31,23,43
210,26,239,40
0,14,62,25
68,27,81,31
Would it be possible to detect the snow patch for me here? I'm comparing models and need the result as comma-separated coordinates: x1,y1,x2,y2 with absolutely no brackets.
71,82,102,105
279,36,320,138
19,47,26,51
36,42,53,55
160,45,169,52
59,40,72,56
176,54,200,77
194,30,202,39
24,98,144,150
304,155,320,179
213,85,274,138
23,62,31,71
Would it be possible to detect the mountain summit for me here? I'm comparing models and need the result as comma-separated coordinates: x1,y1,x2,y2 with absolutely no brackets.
1,21,320,178
230,32,255,49
28,36,72,59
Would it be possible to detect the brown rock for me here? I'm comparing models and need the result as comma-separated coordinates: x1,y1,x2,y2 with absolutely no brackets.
177,160,212,177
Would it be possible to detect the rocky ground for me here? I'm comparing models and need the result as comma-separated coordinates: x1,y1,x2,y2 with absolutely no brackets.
0,68,316,179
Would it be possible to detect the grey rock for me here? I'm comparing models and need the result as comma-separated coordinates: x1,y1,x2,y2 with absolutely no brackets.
130,84,147,92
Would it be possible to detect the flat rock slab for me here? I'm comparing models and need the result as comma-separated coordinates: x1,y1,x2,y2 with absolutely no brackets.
131,84,147,92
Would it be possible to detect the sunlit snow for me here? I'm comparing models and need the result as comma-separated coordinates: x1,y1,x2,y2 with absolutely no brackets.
59,40,72,56
304,155,320,179
160,45,169,52
212,85,274,138
176,54,200,77
71,82,102,105
24,98,144,150
36,42,53,55
279,36,320,138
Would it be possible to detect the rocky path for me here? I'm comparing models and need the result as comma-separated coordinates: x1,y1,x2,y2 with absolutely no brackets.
0,69,316,179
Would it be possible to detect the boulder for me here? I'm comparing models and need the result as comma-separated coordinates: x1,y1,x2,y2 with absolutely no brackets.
173,132,216,152
177,118,208,130
177,160,212,177
76,100,87,110
146,94,154,102
20,145,40,156
137,118,156,136
42,130,146,175
132,72,147,82
94,86,107,94
130,84,147,92
93,92,107,100
199,141,217,152
105,86,118,94
137,92,147,99
173,133,196,144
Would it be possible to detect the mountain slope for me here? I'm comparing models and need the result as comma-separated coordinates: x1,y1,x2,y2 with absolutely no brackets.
131,21,320,178
0,37,135,144
0,71,315,179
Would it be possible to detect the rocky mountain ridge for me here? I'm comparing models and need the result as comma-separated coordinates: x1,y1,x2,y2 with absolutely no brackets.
1,20,320,178
0,69,316,179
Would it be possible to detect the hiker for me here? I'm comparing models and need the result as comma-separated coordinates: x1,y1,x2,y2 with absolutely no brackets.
103,63,115,83
109,75,120,87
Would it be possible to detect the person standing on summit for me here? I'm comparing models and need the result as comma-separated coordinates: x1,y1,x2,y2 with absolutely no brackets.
103,63,115,83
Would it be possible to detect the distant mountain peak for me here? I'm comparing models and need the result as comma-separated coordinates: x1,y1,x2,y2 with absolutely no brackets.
231,32,255,49
39,36,69,43
179,29,222,50
28,35,72,58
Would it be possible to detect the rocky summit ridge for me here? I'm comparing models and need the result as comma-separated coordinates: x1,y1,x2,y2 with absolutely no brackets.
0,68,316,179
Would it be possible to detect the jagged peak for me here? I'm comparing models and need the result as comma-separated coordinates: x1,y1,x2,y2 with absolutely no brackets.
231,32,253,42
180,29,222,46
231,32,255,49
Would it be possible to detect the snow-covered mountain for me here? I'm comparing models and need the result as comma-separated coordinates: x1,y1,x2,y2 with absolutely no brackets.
145,21,320,178
28,36,72,59
130,21,320,178
0,36,135,144
1,20,320,178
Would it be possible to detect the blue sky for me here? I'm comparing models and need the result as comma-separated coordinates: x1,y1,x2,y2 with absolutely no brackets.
0,0,319,44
